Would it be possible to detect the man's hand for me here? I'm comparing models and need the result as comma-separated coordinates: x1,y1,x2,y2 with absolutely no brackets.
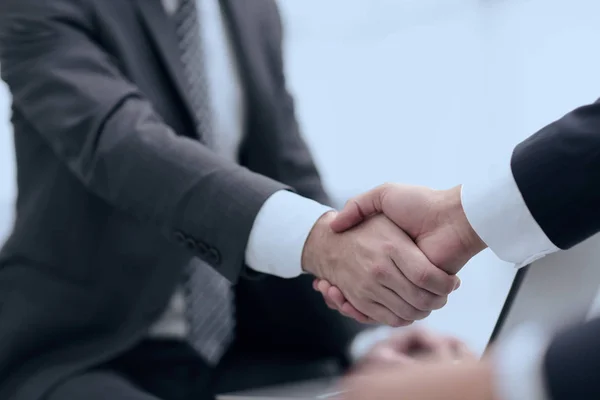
333,184,486,273
302,212,459,327
313,184,487,322
341,358,495,400
352,328,476,375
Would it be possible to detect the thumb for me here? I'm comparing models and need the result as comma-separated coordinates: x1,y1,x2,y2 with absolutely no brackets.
330,184,389,232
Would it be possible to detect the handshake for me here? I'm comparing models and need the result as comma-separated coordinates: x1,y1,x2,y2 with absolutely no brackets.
301,183,488,326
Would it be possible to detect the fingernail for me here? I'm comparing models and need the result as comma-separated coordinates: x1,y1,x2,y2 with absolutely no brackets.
454,279,461,291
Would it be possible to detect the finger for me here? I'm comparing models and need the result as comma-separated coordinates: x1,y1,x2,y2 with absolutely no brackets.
330,185,389,233
390,243,459,297
389,327,444,354
319,283,371,323
339,301,372,324
454,277,461,291
341,303,376,324
325,285,377,323
326,285,347,309
317,281,339,310
433,339,456,362
359,301,413,327
317,279,332,294
322,294,337,310
410,333,466,363
312,278,319,291
379,260,448,312
325,286,367,322
365,345,417,367
447,338,476,361
375,284,432,321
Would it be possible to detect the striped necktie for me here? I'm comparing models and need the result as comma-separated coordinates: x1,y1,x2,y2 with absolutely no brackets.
173,0,235,365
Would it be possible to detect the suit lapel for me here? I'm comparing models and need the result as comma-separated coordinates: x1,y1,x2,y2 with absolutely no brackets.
219,0,264,110
135,0,197,127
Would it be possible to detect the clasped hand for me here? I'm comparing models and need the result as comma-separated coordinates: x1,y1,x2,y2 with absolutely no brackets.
301,183,487,326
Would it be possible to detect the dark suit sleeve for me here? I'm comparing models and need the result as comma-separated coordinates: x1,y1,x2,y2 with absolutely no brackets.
259,0,332,206
0,0,288,283
511,99,600,250
542,316,600,399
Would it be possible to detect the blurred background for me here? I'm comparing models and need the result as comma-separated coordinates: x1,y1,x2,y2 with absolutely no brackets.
1,0,600,355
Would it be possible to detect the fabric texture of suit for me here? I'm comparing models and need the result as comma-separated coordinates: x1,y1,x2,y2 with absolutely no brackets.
509,100,600,399
0,0,361,399
511,100,600,250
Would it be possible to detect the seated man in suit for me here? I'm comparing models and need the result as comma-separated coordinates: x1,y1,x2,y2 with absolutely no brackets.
0,1,467,400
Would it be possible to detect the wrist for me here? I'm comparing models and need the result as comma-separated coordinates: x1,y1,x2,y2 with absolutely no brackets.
443,185,487,258
301,210,337,276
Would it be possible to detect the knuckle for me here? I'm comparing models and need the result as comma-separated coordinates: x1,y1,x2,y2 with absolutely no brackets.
395,318,413,327
415,309,432,320
435,295,449,310
416,290,439,311
416,270,428,287
441,276,457,295
404,305,429,321
380,182,393,192
344,198,356,208
388,316,405,327
380,241,396,255
370,264,389,281
413,264,431,287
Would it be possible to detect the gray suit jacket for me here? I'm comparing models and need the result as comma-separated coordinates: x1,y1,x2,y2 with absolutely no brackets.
0,0,331,399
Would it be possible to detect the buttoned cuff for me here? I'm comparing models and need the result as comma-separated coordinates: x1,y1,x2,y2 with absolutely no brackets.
461,153,559,268
245,190,332,278
493,324,550,400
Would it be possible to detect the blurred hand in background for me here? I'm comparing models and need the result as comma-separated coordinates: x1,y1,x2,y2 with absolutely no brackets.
351,327,476,376
341,357,495,400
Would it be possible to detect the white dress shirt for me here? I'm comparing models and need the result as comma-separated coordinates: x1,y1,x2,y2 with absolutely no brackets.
462,154,558,400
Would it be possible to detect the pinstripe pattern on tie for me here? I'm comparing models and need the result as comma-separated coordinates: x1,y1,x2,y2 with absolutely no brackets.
174,0,235,365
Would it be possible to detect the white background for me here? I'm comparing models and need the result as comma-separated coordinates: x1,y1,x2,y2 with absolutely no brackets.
1,0,600,354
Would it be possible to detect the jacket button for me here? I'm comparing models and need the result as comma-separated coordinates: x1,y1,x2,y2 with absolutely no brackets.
185,238,197,250
208,248,221,265
174,231,186,243
197,241,209,254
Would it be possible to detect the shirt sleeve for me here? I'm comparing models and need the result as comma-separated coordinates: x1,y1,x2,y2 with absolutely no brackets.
244,190,332,278
492,324,550,400
460,152,560,268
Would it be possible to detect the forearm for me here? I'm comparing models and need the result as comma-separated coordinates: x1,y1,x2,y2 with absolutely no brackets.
0,2,287,281
511,100,600,250
99,100,286,281
461,161,559,268
460,102,600,267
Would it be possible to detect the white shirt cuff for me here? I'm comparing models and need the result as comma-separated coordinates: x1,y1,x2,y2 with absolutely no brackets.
461,153,559,268
493,324,550,400
245,190,332,278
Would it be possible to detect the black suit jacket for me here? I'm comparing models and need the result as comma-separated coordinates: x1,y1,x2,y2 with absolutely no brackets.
0,1,340,399
510,100,600,399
